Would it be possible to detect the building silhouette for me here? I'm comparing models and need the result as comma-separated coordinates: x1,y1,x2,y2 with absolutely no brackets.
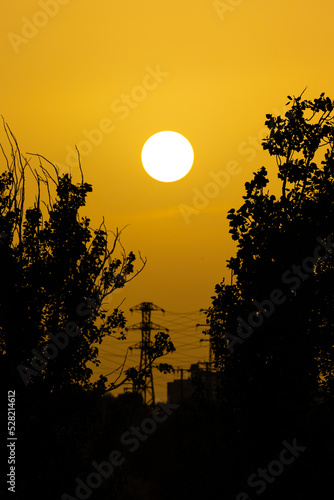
167,362,218,404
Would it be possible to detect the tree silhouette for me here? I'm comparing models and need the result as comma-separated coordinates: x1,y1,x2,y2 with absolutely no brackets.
206,92,334,423
0,121,174,397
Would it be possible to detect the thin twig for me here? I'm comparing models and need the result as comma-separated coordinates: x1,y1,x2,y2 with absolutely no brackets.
75,146,84,185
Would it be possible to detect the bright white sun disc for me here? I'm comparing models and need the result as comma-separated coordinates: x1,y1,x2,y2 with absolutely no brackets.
141,131,194,182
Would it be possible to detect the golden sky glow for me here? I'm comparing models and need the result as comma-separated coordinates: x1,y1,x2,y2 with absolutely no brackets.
2,0,334,400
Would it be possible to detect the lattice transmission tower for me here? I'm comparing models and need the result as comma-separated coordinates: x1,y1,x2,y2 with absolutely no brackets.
126,302,168,406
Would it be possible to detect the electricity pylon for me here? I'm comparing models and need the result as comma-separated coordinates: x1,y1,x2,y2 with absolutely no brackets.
199,337,213,365
126,302,168,406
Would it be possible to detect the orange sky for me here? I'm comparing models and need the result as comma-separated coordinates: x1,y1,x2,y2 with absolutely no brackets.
2,0,334,400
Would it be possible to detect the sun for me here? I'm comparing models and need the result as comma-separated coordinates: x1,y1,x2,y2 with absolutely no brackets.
141,131,194,182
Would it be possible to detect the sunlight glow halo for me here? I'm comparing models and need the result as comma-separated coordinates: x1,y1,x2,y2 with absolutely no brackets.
141,131,194,182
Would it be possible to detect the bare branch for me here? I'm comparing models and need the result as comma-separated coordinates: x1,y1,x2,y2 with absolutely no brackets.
104,346,130,380
26,153,58,185
75,145,84,185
